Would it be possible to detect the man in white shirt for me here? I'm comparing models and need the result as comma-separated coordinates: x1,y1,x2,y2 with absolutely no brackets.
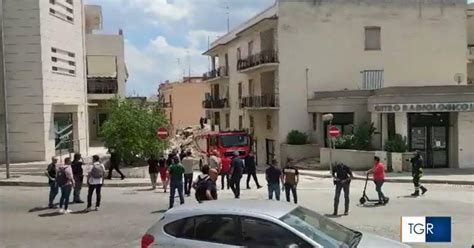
86,155,106,211
182,151,198,196
208,150,221,171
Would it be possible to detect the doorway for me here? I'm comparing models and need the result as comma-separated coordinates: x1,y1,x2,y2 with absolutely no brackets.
54,113,74,154
97,113,108,137
265,139,275,165
408,113,449,168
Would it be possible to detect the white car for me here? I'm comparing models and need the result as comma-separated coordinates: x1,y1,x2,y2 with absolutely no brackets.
141,200,409,248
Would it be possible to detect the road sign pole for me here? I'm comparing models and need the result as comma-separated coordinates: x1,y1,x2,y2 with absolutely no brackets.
328,122,333,175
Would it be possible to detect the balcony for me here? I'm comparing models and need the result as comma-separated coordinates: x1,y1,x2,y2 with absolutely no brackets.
203,66,228,82
202,97,229,109
240,94,279,109
468,45,474,60
87,79,118,100
237,50,278,73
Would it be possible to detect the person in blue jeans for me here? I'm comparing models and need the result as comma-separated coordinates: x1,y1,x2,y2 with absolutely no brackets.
56,157,75,214
44,157,59,208
167,156,185,209
282,162,299,204
266,159,282,201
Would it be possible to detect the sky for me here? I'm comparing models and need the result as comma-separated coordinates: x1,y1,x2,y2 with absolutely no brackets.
84,0,473,97
84,0,275,97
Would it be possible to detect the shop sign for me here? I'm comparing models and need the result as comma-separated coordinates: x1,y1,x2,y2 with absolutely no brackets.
373,102,474,113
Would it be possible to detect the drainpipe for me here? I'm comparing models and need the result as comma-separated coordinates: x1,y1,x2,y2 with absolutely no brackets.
1,0,11,178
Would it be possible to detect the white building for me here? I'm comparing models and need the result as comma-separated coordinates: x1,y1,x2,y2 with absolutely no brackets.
84,5,128,144
1,0,88,163
203,0,473,168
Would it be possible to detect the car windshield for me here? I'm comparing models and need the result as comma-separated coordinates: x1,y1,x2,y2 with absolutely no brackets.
220,135,248,148
280,207,359,248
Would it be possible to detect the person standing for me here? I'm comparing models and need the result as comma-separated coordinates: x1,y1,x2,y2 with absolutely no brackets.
282,161,299,204
71,153,84,204
86,155,106,211
56,157,75,214
229,152,244,199
332,163,353,216
148,155,159,190
366,156,389,205
106,150,125,180
245,151,262,189
182,151,197,196
219,156,231,190
167,157,185,209
410,151,428,197
192,165,210,189
195,168,219,203
266,159,282,201
44,157,59,208
208,150,221,171
158,155,168,192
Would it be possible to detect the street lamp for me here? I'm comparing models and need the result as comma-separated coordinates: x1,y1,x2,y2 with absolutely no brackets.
322,114,334,176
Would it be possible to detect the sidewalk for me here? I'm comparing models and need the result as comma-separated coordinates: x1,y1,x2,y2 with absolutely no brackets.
299,168,474,185
0,174,157,187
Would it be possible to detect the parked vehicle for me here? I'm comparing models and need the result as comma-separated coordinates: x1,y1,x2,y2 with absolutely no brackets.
141,200,409,248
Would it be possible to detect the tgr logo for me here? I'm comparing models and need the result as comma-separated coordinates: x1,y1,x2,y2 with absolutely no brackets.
401,216,451,243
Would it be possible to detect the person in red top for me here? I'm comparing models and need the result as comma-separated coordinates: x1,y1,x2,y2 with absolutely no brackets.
219,156,231,190
366,156,389,205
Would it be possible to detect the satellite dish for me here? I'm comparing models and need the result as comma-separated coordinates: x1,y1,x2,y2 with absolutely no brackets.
454,73,464,84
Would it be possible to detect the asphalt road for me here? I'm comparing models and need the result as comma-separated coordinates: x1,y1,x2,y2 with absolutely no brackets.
0,174,473,248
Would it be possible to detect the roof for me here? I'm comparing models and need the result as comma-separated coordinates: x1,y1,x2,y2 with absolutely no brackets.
167,199,297,219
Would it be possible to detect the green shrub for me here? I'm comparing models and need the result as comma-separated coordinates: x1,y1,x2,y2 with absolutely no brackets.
352,122,376,151
334,135,354,149
287,130,308,145
384,134,408,153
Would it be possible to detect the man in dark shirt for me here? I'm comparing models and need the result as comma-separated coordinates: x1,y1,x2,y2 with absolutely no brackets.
332,162,353,216
167,157,185,209
195,168,218,203
245,151,262,189
107,150,125,180
282,162,299,204
229,152,244,199
71,153,84,203
266,159,282,201
45,156,59,208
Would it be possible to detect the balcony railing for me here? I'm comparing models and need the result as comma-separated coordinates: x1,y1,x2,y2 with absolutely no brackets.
202,97,229,109
237,49,278,71
240,94,279,109
203,66,228,80
87,84,118,94
468,45,474,56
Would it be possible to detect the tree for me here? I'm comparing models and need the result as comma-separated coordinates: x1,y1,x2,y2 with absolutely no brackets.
100,97,169,164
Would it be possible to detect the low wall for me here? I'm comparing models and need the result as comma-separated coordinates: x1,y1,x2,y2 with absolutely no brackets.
320,148,388,170
281,144,320,166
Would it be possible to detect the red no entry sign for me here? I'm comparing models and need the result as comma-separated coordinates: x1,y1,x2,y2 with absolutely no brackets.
329,126,341,138
156,127,169,139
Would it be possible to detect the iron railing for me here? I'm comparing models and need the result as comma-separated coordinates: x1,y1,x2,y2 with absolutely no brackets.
87,84,118,94
240,94,279,108
202,97,229,109
237,49,278,71
203,66,228,80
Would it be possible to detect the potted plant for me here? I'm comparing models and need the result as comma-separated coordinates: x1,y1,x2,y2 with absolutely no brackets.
384,134,408,172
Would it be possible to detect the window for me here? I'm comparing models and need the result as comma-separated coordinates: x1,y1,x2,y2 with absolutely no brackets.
68,52,75,58
239,115,243,130
248,79,254,96
194,216,239,245
224,53,229,76
164,219,186,237
68,61,75,66
266,115,272,130
51,48,57,53
365,26,381,51
225,113,230,128
51,47,76,76
52,66,58,71
50,0,55,3
241,217,311,248
67,16,73,22
49,8,56,14
312,113,317,131
66,0,73,4
51,57,57,62
361,70,383,89
248,40,253,56
238,82,242,99
249,115,254,128
237,47,241,60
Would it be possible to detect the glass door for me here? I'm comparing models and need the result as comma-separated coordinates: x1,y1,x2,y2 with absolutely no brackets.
266,139,275,165
431,126,448,168
410,127,428,166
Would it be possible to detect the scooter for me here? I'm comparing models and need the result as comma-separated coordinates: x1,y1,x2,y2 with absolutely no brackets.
359,174,389,205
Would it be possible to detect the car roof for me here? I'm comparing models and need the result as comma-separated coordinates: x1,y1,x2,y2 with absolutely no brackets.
166,199,297,219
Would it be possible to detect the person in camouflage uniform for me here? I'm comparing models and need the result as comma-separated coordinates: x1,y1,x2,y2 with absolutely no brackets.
410,151,428,197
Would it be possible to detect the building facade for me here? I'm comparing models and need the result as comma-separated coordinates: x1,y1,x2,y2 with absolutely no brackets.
84,5,128,144
158,77,210,131
1,0,88,163
203,0,472,168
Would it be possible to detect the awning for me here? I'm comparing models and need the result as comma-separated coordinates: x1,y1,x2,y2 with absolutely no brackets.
87,56,117,78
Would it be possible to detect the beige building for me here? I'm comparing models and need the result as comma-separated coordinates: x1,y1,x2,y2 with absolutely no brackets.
1,0,88,163
84,5,128,143
158,77,210,131
203,0,473,168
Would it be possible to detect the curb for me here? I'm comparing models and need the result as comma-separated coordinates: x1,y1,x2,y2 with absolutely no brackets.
300,172,474,186
0,181,161,188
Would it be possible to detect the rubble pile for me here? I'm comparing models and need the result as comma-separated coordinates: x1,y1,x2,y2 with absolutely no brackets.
167,125,211,159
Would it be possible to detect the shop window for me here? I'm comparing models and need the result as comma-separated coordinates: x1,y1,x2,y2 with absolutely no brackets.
365,26,381,51
387,113,395,140
324,113,354,146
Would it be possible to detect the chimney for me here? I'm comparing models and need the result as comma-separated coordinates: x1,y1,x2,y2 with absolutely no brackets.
118,29,123,36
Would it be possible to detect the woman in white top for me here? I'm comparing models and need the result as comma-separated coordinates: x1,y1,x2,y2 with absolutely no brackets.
86,155,106,211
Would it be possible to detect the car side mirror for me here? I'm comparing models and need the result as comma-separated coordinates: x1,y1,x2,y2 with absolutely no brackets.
287,244,299,248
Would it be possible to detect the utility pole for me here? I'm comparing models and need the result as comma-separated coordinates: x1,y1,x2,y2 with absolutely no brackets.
1,0,11,179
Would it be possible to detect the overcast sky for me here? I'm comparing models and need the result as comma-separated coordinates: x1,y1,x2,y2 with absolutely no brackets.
84,0,473,97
